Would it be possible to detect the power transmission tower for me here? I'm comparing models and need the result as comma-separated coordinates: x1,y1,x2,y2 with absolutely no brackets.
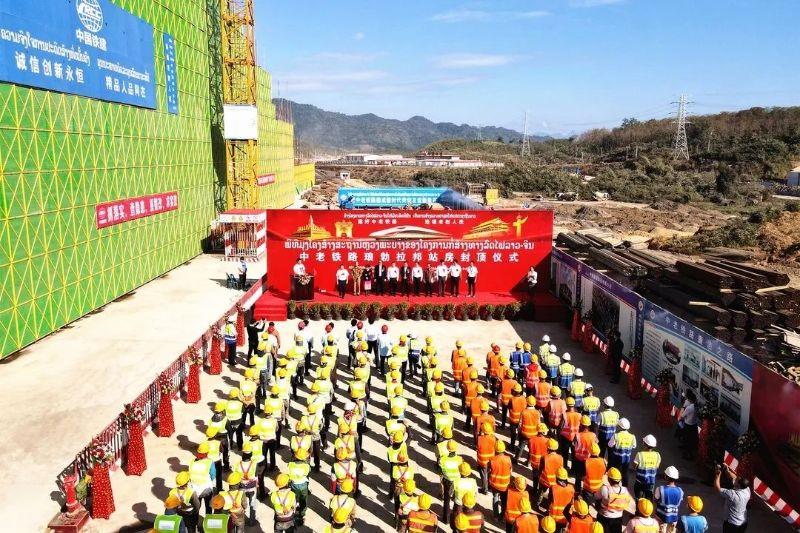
477,124,483,141
672,94,691,160
521,111,531,157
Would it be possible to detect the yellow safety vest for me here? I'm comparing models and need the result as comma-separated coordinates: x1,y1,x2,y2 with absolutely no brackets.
454,478,478,504
434,413,454,435
225,400,243,423
207,415,228,434
236,459,259,481
395,346,409,362
240,380,257,403
257,417,277,441
291,435,312,454
392,463,415,483
287,461,310,485
333,460,356,481
390,396,408,415
386,419,405,438
430,395,445,412
206,439,222,462
271,488,296,518
399,492,419,516
251,354,268,370
583,396,601,413
436,440,450,459
265,398,283,420
570,380,586,397
247,438,264,462
169,487,195,508
329,495,356,516
189,458,212,488
440,455,463,482
387,443,407,464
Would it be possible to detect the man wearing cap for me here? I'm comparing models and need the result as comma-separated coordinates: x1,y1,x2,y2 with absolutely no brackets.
655,466,684,532
189,443,216,514
234,441,260,524
598,467,634,533
537,439,564,508
569,368,587,408
633,434,662,500
270,473,297,532
510,341,525,379
505,475,530,533
287,448,312,526
224,315,238,366
220,472,248,530
453,462,478,521
169,472,201,533
508,385,527,452
488,440,512,519
539,335,551,359
545,345,561,384
438,440,463,523
558,353,575,390
204,426,229,493
559,397,581,468
583,442,607,505
500,369,519,428
329,478,357,526
545,468,575,529
608,418,637,487
203,495,230,533
568,499,597,533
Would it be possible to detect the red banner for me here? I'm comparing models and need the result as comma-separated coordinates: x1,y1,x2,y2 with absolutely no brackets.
95,192,178,229
257,174,276,186
750,363,800,509
265,209,553,295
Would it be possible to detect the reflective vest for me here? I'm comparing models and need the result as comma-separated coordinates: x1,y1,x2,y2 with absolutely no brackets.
509,396,526,424
168,487,195,509
487,352,501,377
462,366,475,384
464,381,479,405
236,460,259,488
574,431,598,462
610,431,636,463
288,461,310,486
390,396,408,416
440,455,463,482
656,484,684,523
454,477,478,504
536,382,552,408
635,450,661,485
550,483,576,524
189,458,212,489
349,380,366,399
545,354,561,377
224,323,236,343
398,491,419,517
505,487,528,523
410,339,424,355
392,463,415,484
567,516,594,533
515,513,540,533
335,435,357,461
251,354,268,370
258,417,277,441
583,396,601,424
333,460,357,482
452,352,467,381
521,351,533,367
203,513,229,533
559,362,575,380
605,485,632,514
560,411,582,441
461,509,484,533
408,509,438,533
204,439,222,462
387,443,408,464
598,409,619,439
271,488,296,519
386,419,406,438
246,438,264,462
538,343,550,358
240,380,257,404
525,363,541,388
291,435,312,455
329,494,356,517
539,453,564,488
436,440,450,459
569,380,586,406
528,435,549,470
395,345,409,362
548,399,567,427
434,413,453,436
584,457,607,493
488,454,512,491
509,350,523,371
500,379,516,405
305,414,322,435
225,400,243,423
154,514,183,533
477,434,497,467
475,414,495,437
220,489,244,511
207,414,228,435
520,408,540,438
470,396,485,419
430,395,446,413
630,518,660,533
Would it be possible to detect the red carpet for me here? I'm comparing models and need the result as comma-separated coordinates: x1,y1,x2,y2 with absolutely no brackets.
252,288,564,322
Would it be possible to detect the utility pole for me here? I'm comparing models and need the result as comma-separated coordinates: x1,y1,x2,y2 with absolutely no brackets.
521,111,531,157
672,94,691,160
707,129,714,152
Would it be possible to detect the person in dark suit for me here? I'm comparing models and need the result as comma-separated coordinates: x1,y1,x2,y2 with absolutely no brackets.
400,262,411,296
374,261,387,295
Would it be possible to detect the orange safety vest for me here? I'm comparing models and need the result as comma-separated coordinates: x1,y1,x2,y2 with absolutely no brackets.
583,457,607,493
547,399,567,427
452,351,467,382
488,454,512,491
477,434,497,467
474,414,496,438
504,487,529,524
560,411,582,441
539,453,564,488
487,352,501,377
509,396,527,424
461,510,484,533
470,396,485,420
606,486,633,513
536,382,552,408
567,515,595,533
462,366,475,384
528,435,549,470
464,381,479,406
514,513,540,533
520,408,540,438
407,509,438,533
500,379,517,405
549,483,576,524
574,431,599,462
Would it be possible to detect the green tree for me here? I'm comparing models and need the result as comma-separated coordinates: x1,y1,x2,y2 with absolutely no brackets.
715,163,736,195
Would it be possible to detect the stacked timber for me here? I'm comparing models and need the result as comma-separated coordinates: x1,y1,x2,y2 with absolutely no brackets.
589,248,647,278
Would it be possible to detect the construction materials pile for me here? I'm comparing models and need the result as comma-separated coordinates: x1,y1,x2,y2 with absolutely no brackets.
557,231,800,381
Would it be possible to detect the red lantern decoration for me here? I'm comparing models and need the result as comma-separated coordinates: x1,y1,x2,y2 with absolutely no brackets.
157,376,175,437
627,357,643,400
697,418,714,469
186,347,203,404
570,309,581,342
581,319,594,353
88,439,115,519
236,304,245,347
123,404,146,476
655,387,674,428
208,328,222,375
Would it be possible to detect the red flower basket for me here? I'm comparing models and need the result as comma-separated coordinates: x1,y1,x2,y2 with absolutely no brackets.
123,404,146,476
88,439,115,519
236,304,245,347
570,309,581,342
208,329,222,375
697,418,714,469
156,376,175,437
655,387,674,428
627,357,642,400
186,347,203,404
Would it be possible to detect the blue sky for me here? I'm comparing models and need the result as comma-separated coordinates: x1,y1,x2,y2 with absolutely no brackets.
254,1,798,135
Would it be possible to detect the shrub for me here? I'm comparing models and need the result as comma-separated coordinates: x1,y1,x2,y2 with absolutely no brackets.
431,304,442,320
455,304,468,320
384,304,395,320
419,304,433,320
329,304,340,320
287,300,297,318
318,304,330,320
295,302,307,319
396,302,409,320
493,304,506,320
482,304,495,320
466,302,479,320
505,302,522,320
443,303,455,320
368,302,382,320
408,305,419,320
307,304,321,320
340,304,353,320
785,201,800,213
354,302,368,320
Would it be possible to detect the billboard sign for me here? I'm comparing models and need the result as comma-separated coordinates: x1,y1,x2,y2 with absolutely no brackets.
642,301,753,435
266,209,553,295
163,33,178,114
0,0,157,108
338,187,448,208
550,247,580,307
95,191,178,229
257,173,276,186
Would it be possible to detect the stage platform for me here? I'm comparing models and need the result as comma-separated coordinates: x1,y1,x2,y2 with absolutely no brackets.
253,288,565,322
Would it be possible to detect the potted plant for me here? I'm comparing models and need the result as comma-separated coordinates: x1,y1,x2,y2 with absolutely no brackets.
493,304,506,320
295,302,307,319
354,302,368,320
408,305,419,320
431,304,442,321
419,304,432,320
384,304,396,320
307,304,321,321
466,302,479,320
482,304,495,320
368,302,382,320
287,300,297,319
396,302,409,320
318,304,330,320
505,302,521,320
443,303,455,320
340,303,353,321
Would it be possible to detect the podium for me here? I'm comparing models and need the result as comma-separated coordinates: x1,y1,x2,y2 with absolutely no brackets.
291,275,314,301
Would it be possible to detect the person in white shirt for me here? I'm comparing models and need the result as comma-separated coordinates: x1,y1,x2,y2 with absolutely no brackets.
679,389,698,460
387,262,400,296
335,264,349,299
411,262,424,296
527,266,538,293
466,262,478,297
365,318,381,366
449,261,462,296
293,259,306,276
377,324,393,376
436,260,449,297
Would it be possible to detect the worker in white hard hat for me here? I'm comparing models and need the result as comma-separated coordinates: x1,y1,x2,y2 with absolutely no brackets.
538,336,551,359
655,465,684,528
633,434,661,500
608,417,636,487
597,395,619,456
544,344,560,384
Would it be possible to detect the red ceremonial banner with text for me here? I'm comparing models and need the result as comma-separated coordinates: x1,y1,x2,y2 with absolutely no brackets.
265,209,553,295
95,192,179,229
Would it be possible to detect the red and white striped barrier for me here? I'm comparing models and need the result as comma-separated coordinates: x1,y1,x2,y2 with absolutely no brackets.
724,452,800,530
619,359,659,398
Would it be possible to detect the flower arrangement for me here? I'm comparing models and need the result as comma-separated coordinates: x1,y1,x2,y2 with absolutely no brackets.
287,300,297,318
340,303,353,320
383,304,396,320
122,403,143,425
736,431,759,455
482,304,495,320
307,305,321,320
697,402,722,421
159,375,175,396
466,302,479,320
493,304,506,320
187,346,203,366
430,304,442,320
655,368,675,386
318,304,330,319
354,302,368,320
395,302,409,320
443,303,455,320
88,438,113,467
297,274,312,286
505,302,521,320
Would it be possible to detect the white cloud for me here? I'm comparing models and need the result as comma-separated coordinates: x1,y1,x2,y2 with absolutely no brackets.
569,0,625,7
276,70,389,92
430,9,549,23
433,53,516,69
353,32,365,40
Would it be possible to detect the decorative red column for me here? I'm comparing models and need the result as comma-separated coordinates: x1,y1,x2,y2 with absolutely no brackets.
123,404,146,476
734,432,759,481
603,343,614,375
157,375,175,437
627,355,643,400
655,387,674,428
186,347,202,404
570,309,581,341
208,327,222,375
581,319,594,353
236,304,245,347
89,439,115,519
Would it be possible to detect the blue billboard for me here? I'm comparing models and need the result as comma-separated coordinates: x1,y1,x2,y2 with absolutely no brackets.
163,33,178,114
338,187,449,208
0,0,157,109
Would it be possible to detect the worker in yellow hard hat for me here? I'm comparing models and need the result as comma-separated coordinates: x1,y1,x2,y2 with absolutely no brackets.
166,472,201,533
270,473,297,532
153,495,185,533
597,466,634,531
226,388,245,451
203,425,229,494
682,495,707,533
407,332,424,378
407,493,438,533
218,472,248,530
391,451,416,509
514,496,540,533
234,440,260,522
331,444,360,497
204,494,230,533
328,478,357,526
438,439,463,524
452,462,478,520
626,499,658,532
325,507,352,533
540,515,557,533
188,443,215,514
287,448,312,526
396,479,418,531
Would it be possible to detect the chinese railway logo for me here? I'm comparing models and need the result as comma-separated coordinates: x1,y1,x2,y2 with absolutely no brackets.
77,0,104,33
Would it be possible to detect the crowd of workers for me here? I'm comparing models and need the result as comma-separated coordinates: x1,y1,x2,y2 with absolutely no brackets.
152,318,749,533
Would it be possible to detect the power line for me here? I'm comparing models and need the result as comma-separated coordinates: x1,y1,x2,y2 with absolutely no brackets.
672,94,692,160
